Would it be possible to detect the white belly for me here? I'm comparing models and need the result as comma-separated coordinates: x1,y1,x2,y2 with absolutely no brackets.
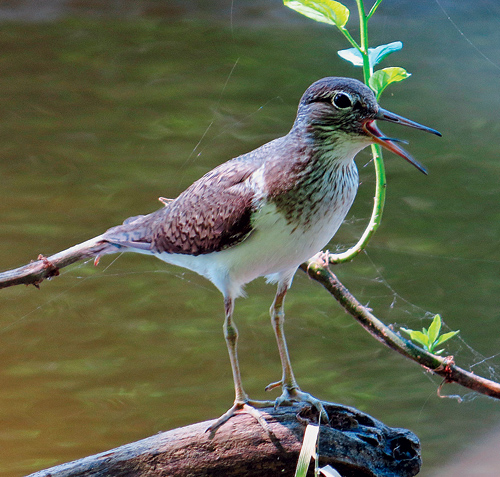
155,187,356,298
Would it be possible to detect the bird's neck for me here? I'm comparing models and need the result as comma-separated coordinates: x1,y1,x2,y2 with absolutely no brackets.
298,120,370,163
262,129,361,227
276,124,365,181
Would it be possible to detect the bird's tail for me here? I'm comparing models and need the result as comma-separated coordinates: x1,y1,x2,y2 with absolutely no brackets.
0,203,168,290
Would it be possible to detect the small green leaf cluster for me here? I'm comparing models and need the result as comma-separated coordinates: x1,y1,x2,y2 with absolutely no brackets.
401,315,460,355
284,0,410,100
369,66,410,100
284,0,349,28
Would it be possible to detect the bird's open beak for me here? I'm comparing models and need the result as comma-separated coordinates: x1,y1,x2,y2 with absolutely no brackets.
362,108,442,175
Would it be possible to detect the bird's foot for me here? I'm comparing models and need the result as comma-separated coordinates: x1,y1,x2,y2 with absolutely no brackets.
312,250,330,268
267,383,329,423
206,398,275,436
305,250,331,277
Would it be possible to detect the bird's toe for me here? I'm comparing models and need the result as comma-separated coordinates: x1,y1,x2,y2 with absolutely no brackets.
206,399,275,436
274,387,329,423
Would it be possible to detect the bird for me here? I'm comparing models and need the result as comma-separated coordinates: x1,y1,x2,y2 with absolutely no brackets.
54,77,442,432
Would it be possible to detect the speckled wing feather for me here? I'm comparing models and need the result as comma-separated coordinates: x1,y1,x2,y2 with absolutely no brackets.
102,154,264,256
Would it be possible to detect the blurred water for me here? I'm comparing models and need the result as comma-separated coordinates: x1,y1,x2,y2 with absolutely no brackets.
0,1,499,476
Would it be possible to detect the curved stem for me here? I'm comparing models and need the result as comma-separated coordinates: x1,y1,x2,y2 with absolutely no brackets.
329,143,386,263
338,27,361,52
329,0,387,264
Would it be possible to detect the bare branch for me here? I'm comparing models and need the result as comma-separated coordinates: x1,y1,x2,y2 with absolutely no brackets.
0,236,107,289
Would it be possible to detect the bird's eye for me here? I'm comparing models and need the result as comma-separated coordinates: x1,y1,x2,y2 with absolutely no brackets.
333,92,352,109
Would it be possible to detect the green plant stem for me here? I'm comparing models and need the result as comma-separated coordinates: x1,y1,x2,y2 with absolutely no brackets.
338,27,361,52
329,143,385,264
356,0,372,81
367,0,384,20
329,0,387,265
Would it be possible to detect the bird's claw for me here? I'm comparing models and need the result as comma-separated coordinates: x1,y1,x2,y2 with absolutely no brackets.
206,399,275,435
264,380,282,392
313,250,330,268
274,387,329,423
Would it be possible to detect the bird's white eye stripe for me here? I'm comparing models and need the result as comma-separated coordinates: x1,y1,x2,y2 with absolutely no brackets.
332,92,353,109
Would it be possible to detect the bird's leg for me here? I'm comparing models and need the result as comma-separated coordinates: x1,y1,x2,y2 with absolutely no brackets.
266,281,328,423
207,296,274,434
223,296,247,404
265,282,298,392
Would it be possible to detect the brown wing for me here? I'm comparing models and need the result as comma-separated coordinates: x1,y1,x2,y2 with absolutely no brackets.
102,154,264,256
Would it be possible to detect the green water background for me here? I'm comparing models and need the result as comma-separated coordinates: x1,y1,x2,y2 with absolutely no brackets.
0,1,499,475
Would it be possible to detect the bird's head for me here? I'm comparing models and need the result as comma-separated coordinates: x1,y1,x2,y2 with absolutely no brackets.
295,77,441,174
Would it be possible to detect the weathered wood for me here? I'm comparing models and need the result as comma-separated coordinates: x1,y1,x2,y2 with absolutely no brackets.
27,403,420,477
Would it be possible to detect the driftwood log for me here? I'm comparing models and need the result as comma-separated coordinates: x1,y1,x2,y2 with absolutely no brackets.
27,403,420,477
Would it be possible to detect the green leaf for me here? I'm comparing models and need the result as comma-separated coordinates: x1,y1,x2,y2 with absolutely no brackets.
413,331,431,348
402,317,459,354
284,0,350,28
400,327,413,338
368,41,403,67
434,330,460,347
401,328,429,348
294,424,320,477
368,67,411,99
337,47,363,66
338,41,402,69
427,314,442,345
